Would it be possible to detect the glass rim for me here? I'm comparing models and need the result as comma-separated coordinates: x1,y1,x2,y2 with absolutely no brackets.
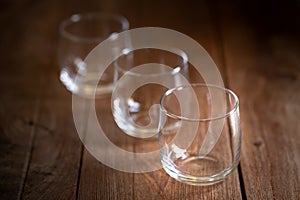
59,12,129,43
114,48,189,77
160,83,239,122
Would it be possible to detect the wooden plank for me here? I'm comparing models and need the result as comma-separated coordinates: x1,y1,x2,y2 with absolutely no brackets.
0,0,112,197
0,1,46,199
133,171,241,200
131,1,243,199
13,0,83,199
76,1,141,199
78,152,134,200
22,96,83,199
218,1,300,199
21,79,83,199
77,97,135,200
0,97,40,200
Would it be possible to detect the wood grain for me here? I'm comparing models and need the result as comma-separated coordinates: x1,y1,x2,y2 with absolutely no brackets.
21,76,83,199
77,97,135,200
130,1,243,199
217,1,300,199
0,1,47,199
15,0,84,198
0,0,83,199
1,0,300,199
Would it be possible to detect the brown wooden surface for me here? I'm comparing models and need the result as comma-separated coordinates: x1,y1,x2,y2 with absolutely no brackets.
217,1,300,199
0,0,299,199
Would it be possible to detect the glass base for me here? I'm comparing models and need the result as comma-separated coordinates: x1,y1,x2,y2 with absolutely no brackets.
60,69,113,98
113,105,182,139
113,111,159,139
162,155,238,186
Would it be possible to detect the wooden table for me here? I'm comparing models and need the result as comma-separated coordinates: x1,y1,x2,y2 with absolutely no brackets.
1,0,299,199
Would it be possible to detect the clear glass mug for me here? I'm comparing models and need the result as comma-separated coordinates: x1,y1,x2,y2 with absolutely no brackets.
58,12,129,97
159,84,241,186
112,48,189,138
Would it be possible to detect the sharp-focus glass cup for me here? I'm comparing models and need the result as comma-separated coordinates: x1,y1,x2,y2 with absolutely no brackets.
159,84,241,186
58,12,129,98
112,48,189,139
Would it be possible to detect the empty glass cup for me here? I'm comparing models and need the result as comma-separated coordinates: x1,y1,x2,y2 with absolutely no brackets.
159,84,241,185
112,48,189,138
58,12,129,97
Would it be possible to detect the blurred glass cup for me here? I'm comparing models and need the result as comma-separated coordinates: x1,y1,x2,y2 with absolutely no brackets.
112,48,189,138
58,12,129,98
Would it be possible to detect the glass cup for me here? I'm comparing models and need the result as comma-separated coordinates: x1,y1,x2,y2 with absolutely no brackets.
159,84,241,186
58,12,129,98
112,48,189,138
